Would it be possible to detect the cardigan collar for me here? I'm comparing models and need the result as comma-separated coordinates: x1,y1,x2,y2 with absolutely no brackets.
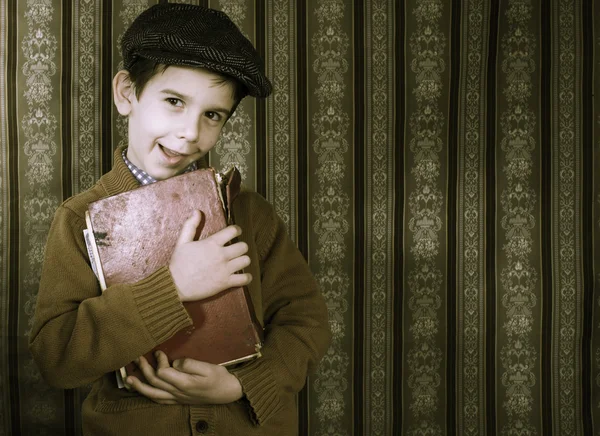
99,145,209,197
99,145,142,197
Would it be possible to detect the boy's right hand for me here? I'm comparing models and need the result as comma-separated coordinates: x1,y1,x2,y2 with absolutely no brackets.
169,210,252,302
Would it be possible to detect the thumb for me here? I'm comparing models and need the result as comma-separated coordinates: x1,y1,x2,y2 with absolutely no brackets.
176,210,202,246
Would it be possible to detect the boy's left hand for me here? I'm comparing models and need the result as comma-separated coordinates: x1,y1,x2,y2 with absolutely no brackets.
126,351,243,405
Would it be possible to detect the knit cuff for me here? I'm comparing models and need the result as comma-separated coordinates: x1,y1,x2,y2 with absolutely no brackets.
230,358,283,425
129,265,192,344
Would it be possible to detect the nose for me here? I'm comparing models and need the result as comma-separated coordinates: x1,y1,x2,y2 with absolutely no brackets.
176,113,201,144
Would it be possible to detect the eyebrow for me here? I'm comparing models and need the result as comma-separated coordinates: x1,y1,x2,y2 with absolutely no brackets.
160,89,232,117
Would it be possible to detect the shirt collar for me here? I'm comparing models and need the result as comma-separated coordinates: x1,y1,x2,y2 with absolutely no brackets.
122,149,198,185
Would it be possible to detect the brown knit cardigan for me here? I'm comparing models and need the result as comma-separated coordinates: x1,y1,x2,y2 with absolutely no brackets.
29,147,331,436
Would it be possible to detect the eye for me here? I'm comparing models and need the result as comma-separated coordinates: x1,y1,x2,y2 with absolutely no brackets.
166,97,183,107
205,111,222,121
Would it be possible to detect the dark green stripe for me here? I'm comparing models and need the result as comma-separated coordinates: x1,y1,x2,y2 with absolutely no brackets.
540,0,553,433
255,0,266,199
581,0,595,433
486,1,500,435
61,0,73,202
101,0,112,176
353,0,364,434
447,0,461,432
393,0,405,432
296,0,307,259
296,1,308,434
6,0,20,433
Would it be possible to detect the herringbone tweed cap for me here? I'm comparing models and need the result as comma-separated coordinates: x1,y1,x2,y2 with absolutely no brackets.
121,3,272,98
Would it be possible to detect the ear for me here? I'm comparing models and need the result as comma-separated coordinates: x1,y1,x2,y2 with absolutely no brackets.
113,70,135,116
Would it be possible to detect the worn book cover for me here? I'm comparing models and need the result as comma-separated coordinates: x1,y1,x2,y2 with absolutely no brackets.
84,167,262,389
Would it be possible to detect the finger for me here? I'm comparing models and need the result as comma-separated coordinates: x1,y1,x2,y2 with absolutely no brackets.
155,350,171,370
223,241,248,259
227,272,252,288
175,210,202,246
125,376,178,404
153,368,207,392
208,225,242,246
173,358,214,375
228,255,251,272
152,359,213,392
136,355,176,392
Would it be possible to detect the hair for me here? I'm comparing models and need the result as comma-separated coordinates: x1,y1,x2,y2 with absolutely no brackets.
126,57,247,115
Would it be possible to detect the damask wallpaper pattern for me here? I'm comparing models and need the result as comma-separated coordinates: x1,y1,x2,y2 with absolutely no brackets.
0,0,599,435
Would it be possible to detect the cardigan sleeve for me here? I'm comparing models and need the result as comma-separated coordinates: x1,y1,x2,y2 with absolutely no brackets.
28,203,193,389
229,192,331,425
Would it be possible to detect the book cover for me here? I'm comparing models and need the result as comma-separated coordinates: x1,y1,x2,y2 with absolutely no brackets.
84,167,262,389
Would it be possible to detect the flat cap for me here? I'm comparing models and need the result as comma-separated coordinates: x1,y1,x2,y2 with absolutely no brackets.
121,3,272,98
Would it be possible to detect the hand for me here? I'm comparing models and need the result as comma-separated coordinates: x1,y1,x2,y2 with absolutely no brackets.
126,351,243,405
169,210,252,302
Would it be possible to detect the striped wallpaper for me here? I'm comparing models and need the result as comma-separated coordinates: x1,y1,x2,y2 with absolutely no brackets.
1,0,599,435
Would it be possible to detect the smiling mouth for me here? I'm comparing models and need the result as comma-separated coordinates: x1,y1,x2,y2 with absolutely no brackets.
159,144,188,158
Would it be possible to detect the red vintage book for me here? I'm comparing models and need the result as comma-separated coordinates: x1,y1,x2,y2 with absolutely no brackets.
84,167,262,389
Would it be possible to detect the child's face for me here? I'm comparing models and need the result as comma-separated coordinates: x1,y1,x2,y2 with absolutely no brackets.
114,65,236,180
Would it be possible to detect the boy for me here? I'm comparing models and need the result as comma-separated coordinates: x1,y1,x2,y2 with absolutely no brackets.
28,4,331,435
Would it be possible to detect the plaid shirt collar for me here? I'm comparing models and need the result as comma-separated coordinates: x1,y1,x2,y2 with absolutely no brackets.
122,149,198,185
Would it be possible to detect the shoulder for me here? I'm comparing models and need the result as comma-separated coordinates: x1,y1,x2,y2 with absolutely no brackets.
232,188,282,258
233,188,275,217
60,184,105,219
59,166,126,219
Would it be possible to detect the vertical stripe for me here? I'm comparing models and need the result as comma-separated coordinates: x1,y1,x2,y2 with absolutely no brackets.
254,0,266,198
296,0,307,255
446,0,459,433
295,1,309,431
101,0,112,175
403,0,449,432
73,0,102,193
581,0,595,430
17,0,64,433
353,0,365,434
2,1,18,434
363,0,395,433
393,0,405,432
496,1,543,435
455,0,490,434
485,2,499,435
307,1,353,434
0,0,10,431
265,0,297,239
551,0,584,434
593,1,600,434
62,0,73,201
210,0,257,189
540,0,553,432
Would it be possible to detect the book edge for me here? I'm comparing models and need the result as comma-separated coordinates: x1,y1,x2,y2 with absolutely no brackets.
84,210,108,291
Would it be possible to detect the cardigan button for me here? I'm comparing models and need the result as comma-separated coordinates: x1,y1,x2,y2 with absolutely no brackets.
195,420,209,433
